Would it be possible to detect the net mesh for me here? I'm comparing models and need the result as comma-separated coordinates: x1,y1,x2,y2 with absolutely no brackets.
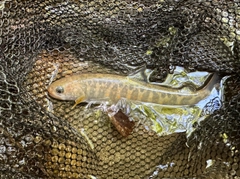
0,0,240,178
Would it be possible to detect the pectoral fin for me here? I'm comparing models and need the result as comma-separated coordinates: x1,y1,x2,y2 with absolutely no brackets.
71,96,86,109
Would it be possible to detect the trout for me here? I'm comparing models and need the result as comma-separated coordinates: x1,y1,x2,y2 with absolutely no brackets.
47,73,219,107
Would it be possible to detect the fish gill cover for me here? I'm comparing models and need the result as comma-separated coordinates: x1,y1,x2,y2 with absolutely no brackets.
0,0,240,178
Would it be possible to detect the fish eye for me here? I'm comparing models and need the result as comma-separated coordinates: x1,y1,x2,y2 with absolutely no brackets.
56,86,64,94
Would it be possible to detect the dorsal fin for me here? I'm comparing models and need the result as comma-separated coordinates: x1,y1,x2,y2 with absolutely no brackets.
128,66,154,83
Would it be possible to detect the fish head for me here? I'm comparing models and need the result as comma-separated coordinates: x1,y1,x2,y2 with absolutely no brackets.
48,77,85,101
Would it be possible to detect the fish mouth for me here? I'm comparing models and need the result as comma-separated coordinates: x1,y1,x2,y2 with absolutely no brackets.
47,86,65,100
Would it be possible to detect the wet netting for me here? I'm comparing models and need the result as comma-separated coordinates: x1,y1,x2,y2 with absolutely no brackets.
0,0,240,178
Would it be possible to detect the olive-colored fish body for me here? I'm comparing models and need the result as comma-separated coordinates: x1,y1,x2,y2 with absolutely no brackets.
47,73,218,106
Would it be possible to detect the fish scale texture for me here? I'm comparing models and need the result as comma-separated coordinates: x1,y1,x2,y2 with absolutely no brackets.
0,0,240,178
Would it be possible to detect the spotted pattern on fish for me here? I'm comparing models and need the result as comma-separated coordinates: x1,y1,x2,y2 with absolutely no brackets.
47,73,219,106
151,91,160,104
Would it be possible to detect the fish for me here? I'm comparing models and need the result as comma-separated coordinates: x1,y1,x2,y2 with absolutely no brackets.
47,72,219,108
